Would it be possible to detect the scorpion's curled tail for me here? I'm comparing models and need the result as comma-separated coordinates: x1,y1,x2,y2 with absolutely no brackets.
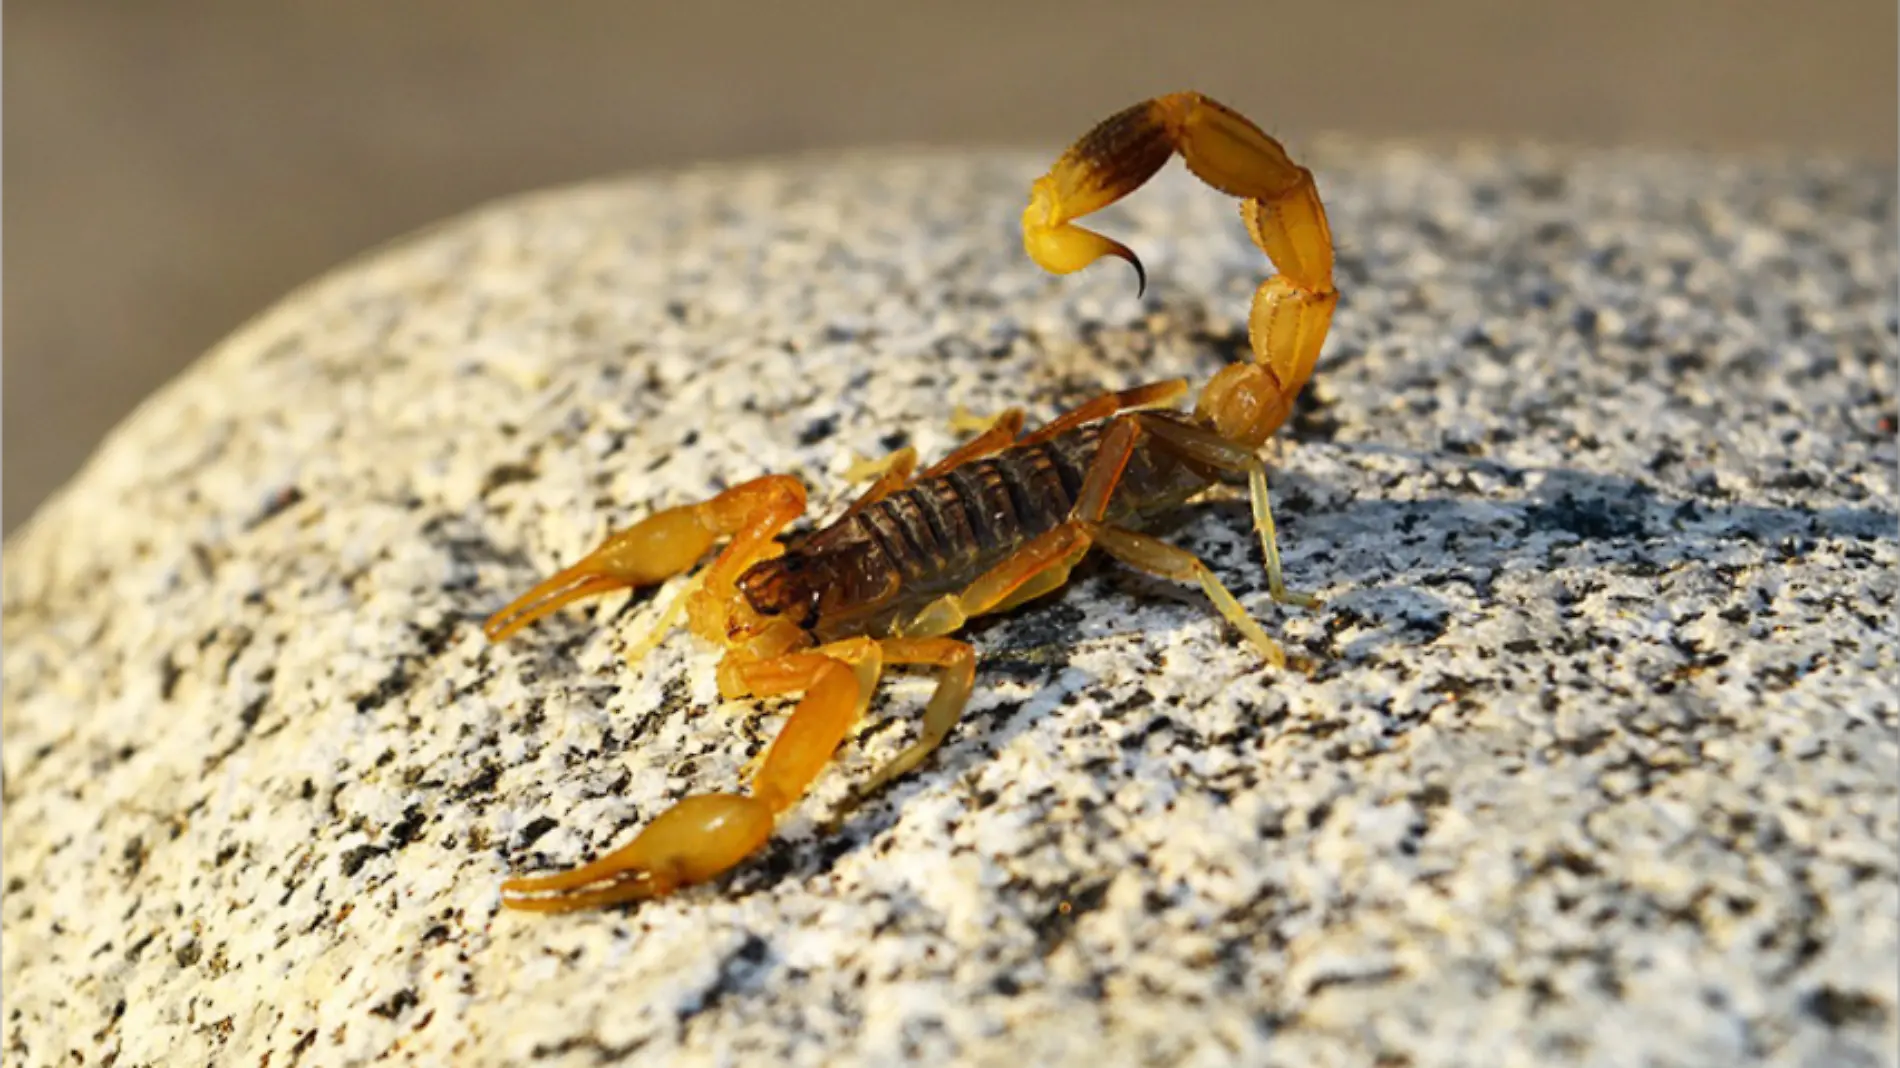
1022,91,1338,448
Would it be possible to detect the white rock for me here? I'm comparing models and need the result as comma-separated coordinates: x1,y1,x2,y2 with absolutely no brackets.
4,147,1895,1067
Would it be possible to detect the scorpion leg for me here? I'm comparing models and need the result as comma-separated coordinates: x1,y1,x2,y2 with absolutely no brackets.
936,377,1187,484
484,474,806,644
839,447,918,520
502,632,984,911
1133,413,1319,608
896,523,1096,638
1015,379,1189,448
733,639,886,811
500,638,884,911
902,416,1287,665
948,406,998,434
1079,523,1287,668
855,638,978,793
1070,417,1286,663
842,408,1024,519
920,409,1025,478
742,635,977,797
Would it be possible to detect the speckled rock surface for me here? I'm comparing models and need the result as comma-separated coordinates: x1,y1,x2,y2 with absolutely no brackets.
4,145,1895,1068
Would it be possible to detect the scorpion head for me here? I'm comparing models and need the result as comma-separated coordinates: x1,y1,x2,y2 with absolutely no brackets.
732,545,900,647
734,553,824,630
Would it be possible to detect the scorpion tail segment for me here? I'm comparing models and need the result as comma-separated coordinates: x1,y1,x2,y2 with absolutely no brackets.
1023,97,1177,293
1248,274,1337,401
1154,92,1304,205
1193,274,1337,450
1191,93,1336,416
1241,181,1336,294
1154,91,1334,292
500,793,776,912
483,502,734,643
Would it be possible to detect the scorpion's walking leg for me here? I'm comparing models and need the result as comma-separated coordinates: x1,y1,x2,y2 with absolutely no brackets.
842,409,1026,518
934,377,1194,486
921,409,1026,477
1015,379,1189,448
855,638,977,793
1133,413,1319,608
1079,523,1286,668
484,475,807,643
1068,415,1289,664
839,448,919,520
932,377,1186,484
902,417,1287,666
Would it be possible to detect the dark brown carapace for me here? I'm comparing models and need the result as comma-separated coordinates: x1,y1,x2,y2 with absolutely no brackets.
483,91,1334,912
738,414,1209,644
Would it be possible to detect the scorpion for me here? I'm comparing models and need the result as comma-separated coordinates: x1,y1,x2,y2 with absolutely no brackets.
486,92,1337,911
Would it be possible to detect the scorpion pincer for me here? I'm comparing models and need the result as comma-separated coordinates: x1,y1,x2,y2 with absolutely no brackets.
485,92,1337,911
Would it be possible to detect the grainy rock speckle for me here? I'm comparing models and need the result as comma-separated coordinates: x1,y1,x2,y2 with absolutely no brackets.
4,146,1895,1068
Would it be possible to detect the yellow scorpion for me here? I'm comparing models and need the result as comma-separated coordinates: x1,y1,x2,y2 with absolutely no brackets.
486,92,1336,910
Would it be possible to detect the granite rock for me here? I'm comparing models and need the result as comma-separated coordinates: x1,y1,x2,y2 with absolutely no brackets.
4,145,1896,1067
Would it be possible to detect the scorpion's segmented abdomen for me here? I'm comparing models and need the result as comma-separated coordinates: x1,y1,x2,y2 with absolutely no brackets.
862,430,1096,583
766,416,1206,639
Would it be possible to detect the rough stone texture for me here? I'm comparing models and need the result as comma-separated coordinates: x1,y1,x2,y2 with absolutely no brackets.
3,145,1894,1067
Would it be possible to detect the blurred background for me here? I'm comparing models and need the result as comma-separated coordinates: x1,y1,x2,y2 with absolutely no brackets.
6,1,1895,532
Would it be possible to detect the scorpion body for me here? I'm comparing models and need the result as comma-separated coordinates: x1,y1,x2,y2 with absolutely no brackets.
486,92,1336,911
742,412,1213,646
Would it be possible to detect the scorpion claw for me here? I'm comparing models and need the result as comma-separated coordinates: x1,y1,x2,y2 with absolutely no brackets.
501,793,775,913
485,502,726,643
482,569,626,643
